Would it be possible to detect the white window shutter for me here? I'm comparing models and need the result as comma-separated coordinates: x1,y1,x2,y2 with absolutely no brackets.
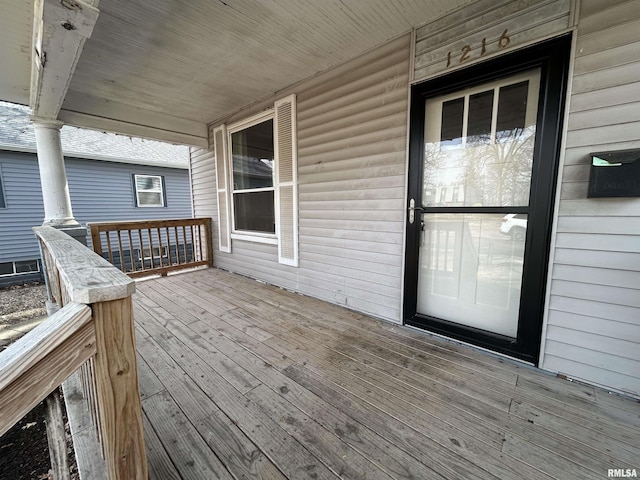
213,125,232,253
274,94,299,267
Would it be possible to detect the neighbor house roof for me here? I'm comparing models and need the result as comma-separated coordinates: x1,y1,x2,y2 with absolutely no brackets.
0,102,189,169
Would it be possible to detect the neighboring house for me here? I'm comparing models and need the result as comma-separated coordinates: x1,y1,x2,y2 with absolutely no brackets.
1,0,637,398
0,102,191,287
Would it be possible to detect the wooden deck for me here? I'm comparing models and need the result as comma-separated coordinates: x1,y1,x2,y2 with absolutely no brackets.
132,268,640,480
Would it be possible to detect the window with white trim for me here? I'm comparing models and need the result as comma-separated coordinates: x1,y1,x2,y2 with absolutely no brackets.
134,174,165,207
230,116,276,234
213,94,299,266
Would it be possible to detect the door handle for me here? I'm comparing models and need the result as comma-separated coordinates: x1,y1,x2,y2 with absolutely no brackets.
408,199,423,224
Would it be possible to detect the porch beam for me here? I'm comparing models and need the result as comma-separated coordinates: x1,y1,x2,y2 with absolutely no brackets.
30,0,99,119
59,108,209,148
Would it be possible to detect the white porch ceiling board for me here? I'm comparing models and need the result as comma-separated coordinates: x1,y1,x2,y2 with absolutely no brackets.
61,0,471,130
0,1,33,105
0,0,473,143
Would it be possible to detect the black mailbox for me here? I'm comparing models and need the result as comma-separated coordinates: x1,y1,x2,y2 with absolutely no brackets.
588,149,640,198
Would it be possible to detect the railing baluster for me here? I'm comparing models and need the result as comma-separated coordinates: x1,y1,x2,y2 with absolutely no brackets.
174,226,181,264
205,218,213,267
148,228,155,269
56,270,63,307
44,388,71,480
116,230,125,272
88,358,104,455
86,219,212,278
189,225,196,262
197,224,203,262
137,229,145,272
89,225,103,258
127,230,135,272
165,227,172,265
157,227,164,270
182,226,188,262
106,232,114,266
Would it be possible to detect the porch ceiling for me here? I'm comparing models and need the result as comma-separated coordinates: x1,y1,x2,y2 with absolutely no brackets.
1,0,471,146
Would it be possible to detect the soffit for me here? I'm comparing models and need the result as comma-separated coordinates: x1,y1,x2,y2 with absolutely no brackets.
2,0,473,142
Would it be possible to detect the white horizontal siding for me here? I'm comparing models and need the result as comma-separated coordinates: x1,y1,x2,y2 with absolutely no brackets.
548,309,639,340
194,34,410,322
556,216,640,234
413,0,571,82
553,248,640,271
553,264,640,289
542,0,640,397
543,350,640,392
550,295,639,324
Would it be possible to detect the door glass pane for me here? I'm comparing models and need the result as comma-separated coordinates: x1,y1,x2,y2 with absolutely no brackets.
423,69,540,207
496,81,528,138
467,90,494,144
417,213,527,337
440,98,464,147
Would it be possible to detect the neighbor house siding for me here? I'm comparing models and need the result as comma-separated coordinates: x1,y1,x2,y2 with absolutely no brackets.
193,34,410,321
0,152,44,262
66,157,191,227
0,151,192,270
541,0,640,396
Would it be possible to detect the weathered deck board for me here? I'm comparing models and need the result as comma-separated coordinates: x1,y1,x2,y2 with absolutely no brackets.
136,332,286,480
134,268,640,480
142,411,182,480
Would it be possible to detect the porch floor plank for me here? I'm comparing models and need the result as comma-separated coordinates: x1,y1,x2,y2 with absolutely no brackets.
132,268,640,480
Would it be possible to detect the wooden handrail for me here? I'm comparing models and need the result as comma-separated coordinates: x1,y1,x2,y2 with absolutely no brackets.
29,225,148,480
88,217,213,278
0,303,94,437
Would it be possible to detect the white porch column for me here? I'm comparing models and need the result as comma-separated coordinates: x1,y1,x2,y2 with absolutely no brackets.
32,119,87,246
32,119,78,227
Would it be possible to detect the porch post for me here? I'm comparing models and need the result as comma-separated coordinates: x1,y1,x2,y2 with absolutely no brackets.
32,119,87,244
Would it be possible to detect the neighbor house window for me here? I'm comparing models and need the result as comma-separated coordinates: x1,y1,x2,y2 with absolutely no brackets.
229,116,276,234
134,174,165,207
0,260,40,276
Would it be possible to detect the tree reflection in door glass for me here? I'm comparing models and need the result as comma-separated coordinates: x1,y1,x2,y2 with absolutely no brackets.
422,71,540,208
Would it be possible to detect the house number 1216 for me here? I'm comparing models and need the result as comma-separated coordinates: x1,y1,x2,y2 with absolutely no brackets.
446,29,511,67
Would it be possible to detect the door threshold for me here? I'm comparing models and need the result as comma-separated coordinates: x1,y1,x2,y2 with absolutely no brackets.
403,324,536,369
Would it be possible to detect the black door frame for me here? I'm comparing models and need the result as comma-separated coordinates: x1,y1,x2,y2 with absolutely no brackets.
403,35,572,364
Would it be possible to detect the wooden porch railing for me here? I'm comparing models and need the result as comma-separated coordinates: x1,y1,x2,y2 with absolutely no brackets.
0,226,147,480
88,218,213,278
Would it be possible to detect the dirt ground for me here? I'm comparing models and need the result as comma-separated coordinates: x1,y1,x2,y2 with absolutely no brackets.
0,282,47,333
0,283,78,480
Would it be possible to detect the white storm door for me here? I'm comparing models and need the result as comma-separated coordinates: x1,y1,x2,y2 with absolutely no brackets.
416,69,541,338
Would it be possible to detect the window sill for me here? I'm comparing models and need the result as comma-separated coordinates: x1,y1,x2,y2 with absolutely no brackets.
231,232,278,245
